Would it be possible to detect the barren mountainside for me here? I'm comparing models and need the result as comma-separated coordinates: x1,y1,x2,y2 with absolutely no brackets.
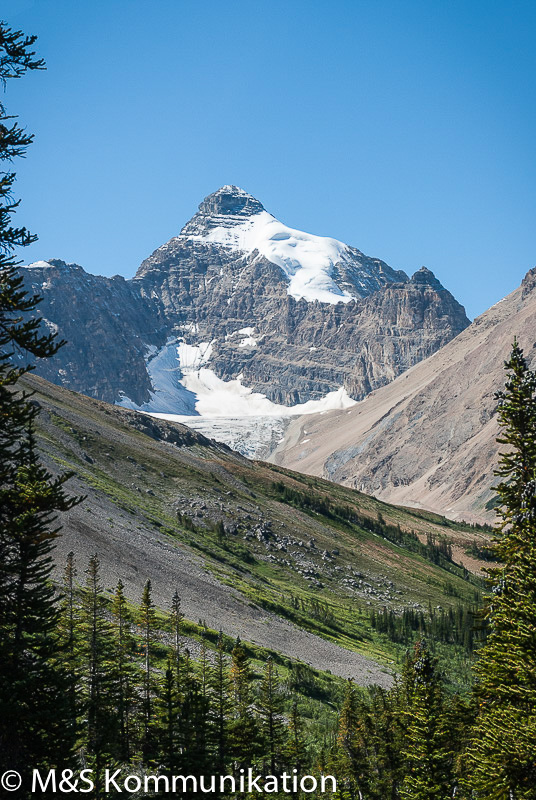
270,269,536,523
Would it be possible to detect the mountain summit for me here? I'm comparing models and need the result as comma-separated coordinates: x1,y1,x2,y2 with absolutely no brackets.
180,185,266,235
144,185,409,305
21,186,469,456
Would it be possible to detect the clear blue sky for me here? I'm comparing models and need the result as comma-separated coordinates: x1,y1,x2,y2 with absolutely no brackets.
4,0,535,319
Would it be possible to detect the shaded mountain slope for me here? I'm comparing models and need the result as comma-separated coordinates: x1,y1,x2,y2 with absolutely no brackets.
270,269,536,523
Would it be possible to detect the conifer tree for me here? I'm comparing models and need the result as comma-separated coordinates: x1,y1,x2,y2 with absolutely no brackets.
179,647,210,778
229,638,259,771
283,700,306,776
258,656,286,774
0,22,81,792
111,579,138,761
469,342,536,798
399,639,453,800
80,555,117,791
210,631,231,774
170,590,184,691
56,551,81,743
0,428,78,787
138,579,158,761
154,654,181,774
199,625,210,699
333,679,369,800
366,686,405,800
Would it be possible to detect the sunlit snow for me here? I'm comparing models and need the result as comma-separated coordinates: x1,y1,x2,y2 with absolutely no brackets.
182,210,356,305
25,260,54,269
119,339,355,431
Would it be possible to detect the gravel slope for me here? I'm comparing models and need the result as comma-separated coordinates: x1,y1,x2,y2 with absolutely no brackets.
54,481,393,687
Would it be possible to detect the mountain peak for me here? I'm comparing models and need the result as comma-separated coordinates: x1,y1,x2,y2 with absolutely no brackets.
197,185,265,218
410,266,444,290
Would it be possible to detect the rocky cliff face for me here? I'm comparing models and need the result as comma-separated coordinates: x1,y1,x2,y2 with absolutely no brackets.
21,260,167,405
21,186,470,432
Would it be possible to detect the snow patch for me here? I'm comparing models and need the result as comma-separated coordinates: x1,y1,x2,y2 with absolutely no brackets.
24,260,53,269
118,338,356,457
182,209,356,305
150,368,355,420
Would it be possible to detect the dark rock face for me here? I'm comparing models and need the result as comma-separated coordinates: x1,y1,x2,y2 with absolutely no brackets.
21,260,167,405
21,187,470,410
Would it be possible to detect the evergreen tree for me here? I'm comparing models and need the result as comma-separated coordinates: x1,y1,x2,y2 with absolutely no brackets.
56,551,81,745
138,579,158,761
258,656,286,774
154,654,181,775
179,648,210,779
170,590,184,691
366,686,405,800
199,625,210,700
333,679,369,800
283,700,306,776
0,21,81,793
111,579,138,762
469,342,536,798
209,631,231,774
80,555,117,793
0,22,53,506
399,639,454,800
0,428,78,789
229,638,259,771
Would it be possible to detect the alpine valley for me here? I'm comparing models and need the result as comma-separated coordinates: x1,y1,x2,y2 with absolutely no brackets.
22,185,469,457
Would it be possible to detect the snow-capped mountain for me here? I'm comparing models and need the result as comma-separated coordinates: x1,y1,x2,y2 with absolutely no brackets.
21,186,470,456
176,185,406,304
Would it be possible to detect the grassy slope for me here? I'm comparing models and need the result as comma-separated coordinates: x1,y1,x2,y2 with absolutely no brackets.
27,375,488,687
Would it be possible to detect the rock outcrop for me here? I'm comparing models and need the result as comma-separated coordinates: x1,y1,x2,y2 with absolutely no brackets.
20,260,167,405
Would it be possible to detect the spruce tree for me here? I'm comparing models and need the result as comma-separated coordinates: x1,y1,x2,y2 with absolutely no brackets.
366,686,405,800
80,555,117,792
469,342,536,798
258,656,285,774
111,579,138,762
0,21,81,793
333,679,369,800
283,700,306,776
229,638,259,771
138,579,158,761
154,654,181,775
209,631,231,775
0,428,78,787
56,551,81,747
179,648,210,778
170,590,184,691
399,639,454,800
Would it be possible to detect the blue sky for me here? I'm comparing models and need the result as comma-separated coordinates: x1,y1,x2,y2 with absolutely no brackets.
4,0,535,319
